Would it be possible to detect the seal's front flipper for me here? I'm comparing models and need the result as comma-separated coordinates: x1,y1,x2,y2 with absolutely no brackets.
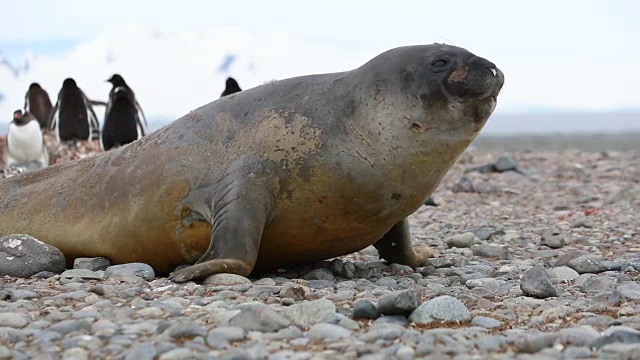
373,218,438,268
168,174,275,283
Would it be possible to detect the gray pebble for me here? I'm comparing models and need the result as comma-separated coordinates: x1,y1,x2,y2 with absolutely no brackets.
104,263,155,281
302,268,335,281
471,316,502,329
228,303,290,332
465,278,505,291
162,320,207,339
306,280,335,289
124,342,157,360
580,276,616,292
514,333,556,353
409,295,471,324
279,283,305,301
360,324,405,342
0,313,28,328
591,326,640,349
60,269,102,281
446,233,475,248
540,230,565,248
548,266,580,282
472,244,511,260
520,265,558,299
568,255,608,274
376,289,420,316
0,234,66,277
307,323,352,341
207,326,246,342
374,315,409,326
617,283,640,300
283,299,335,328
9,289,37,301
202,273,251,286
353,300,379,320
557,326,599,346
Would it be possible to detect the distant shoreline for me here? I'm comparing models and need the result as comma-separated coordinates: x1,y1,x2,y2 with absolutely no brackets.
472,131,640,152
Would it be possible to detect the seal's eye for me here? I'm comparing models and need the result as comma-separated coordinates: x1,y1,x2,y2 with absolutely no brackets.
432,59,448,67
430,58,450,73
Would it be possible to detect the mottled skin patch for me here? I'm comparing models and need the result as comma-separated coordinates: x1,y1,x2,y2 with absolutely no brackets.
0,44,504,281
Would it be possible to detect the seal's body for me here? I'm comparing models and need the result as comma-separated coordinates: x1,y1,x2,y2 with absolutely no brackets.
24,83,53,130
49,78,100,142
101,74,147,151
0,44,504,282
2,110,49,168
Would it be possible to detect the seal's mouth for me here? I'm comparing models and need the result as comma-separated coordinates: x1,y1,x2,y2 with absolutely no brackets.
442,57,504,104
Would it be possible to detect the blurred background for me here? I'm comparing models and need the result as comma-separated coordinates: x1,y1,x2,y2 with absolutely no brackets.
0,0,638,148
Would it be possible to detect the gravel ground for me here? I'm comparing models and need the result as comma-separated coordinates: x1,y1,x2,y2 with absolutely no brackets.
0,133,639,359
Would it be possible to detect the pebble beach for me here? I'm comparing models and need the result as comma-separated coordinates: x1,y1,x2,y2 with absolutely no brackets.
0,132,639,359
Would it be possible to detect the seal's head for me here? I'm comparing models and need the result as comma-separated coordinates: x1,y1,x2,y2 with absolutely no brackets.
28,83,42,91
408,44,504,135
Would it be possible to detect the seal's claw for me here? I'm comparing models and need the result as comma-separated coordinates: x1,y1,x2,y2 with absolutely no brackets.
168,259,252,283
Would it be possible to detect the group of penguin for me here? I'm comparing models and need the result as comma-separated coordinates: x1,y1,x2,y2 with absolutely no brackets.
2,75,243,169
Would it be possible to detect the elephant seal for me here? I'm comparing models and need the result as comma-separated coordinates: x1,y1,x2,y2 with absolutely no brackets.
221,77,242,97
101,74,147,151
49,78,100,142
0,44,504,282
24,83,53,130
2,110,49,169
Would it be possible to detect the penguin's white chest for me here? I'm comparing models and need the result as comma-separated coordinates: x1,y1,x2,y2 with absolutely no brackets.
7,121,45,162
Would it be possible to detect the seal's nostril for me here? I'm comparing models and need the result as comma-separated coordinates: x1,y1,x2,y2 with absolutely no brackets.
489,68,497,77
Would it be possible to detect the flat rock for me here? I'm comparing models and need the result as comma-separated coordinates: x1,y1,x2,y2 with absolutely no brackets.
568,255,608,274
409,295,471,324
446,233,475,248
0,234,66,277
202,273,252,286
228,303,290,332
376,289,421,316
283,299,336,328
104,263,155,281
60,269,103,281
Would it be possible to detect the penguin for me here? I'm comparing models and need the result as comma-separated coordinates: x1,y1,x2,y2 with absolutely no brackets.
221,77,242,97
2,110,49,169
24,83,53,130
49,78,100,142
100,86,144,151
105,74,147,126
101,74,147,151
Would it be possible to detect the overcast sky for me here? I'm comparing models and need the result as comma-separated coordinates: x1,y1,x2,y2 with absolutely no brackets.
0,1,638,131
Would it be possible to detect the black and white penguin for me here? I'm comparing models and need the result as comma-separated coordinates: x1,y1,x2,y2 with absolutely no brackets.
49,78,100,142
2,110,49,168
24,83,53,130
100,74,147,151
221,77,242,97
